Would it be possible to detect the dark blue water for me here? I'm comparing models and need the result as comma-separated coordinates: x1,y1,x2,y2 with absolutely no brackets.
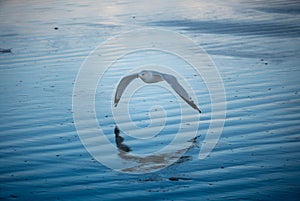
1,0,300,200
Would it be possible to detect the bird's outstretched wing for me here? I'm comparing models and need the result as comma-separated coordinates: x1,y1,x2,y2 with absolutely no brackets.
114,73,138,107
163,73,201,113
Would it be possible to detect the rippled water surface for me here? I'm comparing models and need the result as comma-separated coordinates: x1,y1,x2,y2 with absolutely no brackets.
1,0,300,200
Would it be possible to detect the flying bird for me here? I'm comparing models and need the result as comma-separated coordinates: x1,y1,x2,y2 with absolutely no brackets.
114,70,201,113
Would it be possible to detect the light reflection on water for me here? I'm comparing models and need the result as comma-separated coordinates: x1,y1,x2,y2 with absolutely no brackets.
0,0,300,200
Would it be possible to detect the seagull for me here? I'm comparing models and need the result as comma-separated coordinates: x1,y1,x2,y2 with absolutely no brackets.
114,70,201,113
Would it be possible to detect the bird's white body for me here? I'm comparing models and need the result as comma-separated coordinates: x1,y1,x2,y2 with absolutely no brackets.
138,70,164,83
114,70,201,113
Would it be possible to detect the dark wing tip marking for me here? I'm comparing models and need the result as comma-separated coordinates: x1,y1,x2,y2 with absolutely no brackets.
162,73,201,113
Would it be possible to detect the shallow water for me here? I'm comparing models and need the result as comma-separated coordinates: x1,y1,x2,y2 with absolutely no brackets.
1,0,300,200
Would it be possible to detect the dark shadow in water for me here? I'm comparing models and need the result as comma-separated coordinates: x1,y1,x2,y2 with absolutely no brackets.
114,126,131,152
0,48,12,53
150,19,300,38
113,125,200,173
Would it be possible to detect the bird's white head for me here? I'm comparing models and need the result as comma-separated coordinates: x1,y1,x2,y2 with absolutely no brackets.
138,70,152,82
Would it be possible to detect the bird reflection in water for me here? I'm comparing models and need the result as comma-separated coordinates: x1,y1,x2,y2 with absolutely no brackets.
113,125,200,173
114,126,131,152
